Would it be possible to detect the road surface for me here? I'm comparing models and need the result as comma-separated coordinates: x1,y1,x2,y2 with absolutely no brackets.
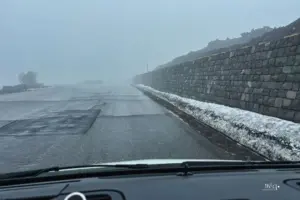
0,84,257,173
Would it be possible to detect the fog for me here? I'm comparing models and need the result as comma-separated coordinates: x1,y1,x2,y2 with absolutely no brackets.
0,0,299,85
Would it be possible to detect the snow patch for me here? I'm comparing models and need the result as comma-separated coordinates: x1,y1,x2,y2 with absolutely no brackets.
136,84,300,161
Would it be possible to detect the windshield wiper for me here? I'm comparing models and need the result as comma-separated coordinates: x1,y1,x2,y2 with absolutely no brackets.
179,160,300,171
3,161,300,180
0,164,149,179
60,163,149,170
0,167,61,179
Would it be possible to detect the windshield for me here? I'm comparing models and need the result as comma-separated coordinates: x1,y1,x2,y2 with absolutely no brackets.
0,0,300,174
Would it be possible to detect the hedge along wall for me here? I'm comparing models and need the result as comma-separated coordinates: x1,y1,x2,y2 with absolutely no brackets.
133,33,300,123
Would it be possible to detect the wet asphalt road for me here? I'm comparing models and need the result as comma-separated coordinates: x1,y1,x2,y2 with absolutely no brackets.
0,84,239,173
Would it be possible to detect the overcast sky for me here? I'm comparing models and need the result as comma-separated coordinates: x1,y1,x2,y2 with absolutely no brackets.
0,0,299,85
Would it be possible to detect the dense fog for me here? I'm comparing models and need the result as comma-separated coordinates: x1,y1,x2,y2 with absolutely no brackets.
1,0,299,86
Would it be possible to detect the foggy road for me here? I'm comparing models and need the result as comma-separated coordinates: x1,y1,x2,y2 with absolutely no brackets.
0,84,256,173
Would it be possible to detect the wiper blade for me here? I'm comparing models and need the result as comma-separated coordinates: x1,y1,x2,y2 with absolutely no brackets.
0,167,60,179
59,164,150,170
180,160,300,170
182,160,300,166
0,164,149,179
4,161,300,179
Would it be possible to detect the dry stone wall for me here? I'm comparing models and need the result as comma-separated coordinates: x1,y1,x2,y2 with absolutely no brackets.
134,34,300,123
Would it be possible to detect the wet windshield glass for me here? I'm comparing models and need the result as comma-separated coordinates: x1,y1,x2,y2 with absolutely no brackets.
0,0,300,173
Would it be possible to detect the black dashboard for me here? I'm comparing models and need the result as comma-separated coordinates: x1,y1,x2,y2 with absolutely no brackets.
0,169,300,200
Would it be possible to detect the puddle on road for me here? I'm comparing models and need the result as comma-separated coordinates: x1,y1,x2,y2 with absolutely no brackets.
0,109,100,137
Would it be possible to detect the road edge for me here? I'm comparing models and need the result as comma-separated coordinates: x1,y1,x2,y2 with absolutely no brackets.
135,85,269,161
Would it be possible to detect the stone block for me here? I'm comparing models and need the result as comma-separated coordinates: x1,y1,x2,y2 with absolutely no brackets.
271,49,278,57
293,83,299,91
260,75,266,81
269,107,278,116
251,82,260,88
279,74,287,82
286,91,297,99
294,112,300,122
292,34,300,45
282,82,293,90
286,74,300,82
244,94,250,101
277,48,285,57
266,51,272,59
269,41,276,49
267,97,276,106
296,92,300,99
230,99,240,107
262,96,269,105
253,103,259,112
282,66,292,73
297,45,300,53
286,46,298,56
296,55,300,65
277,90,286,98
253,88,263,94
276,39,284,48
275,57,287,66
239,101,246,109
290,46,297,52
268,67,276,75
287,56,296,65
274,98,283,107
270,75,279,81
262,60,268,67
293,66,300,73
259,105,264,113
269,89,278,97
278,109,295,121
276,67,284,74
291,100,300,110
261,68,269,74
247,88,254,93
275,82,282,89
245,102,253,110
253,75,260,81
255,68,264,75
282,98,292,107
268,58,275,65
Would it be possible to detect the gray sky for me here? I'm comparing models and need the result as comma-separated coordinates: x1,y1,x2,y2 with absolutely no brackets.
0,0,299,85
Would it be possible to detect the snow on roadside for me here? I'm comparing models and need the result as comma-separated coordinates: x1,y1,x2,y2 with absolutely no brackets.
136,84,300,161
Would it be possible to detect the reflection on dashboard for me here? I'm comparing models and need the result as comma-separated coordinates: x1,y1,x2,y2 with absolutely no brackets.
64,192,86,200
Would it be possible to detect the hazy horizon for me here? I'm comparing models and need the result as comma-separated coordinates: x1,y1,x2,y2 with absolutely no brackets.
1,0,299,86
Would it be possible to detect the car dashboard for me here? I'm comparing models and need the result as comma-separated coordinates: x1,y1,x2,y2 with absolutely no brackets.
0,169,300,200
